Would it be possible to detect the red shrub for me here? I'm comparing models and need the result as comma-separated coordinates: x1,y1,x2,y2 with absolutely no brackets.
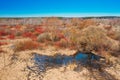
22,32,33,37
22,32,38,41
0,42,7,46
8,34,15,39
35,27,45,34
0,31,7,36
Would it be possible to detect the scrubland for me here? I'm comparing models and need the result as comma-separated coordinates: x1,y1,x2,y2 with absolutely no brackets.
0,17,120,80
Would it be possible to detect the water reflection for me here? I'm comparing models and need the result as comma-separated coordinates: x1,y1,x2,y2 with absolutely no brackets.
33,52,105,71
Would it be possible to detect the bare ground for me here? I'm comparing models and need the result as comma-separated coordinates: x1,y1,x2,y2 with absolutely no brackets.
0,39,120,80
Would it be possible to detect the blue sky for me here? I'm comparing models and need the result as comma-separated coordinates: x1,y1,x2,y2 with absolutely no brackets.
0,0,120,17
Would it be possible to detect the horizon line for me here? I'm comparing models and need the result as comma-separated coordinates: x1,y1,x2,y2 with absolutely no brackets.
0,13,120,18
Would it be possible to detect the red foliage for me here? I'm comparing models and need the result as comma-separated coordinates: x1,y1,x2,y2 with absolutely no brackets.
22,32,33,37
0,31,7,36
8,34,15,39
22,32,37,41
0,42,7,46
35,27,45,34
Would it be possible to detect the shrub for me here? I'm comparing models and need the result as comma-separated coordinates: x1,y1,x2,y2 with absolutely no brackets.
37,32,61,42
108,31,120,41
22,32,33,37
49,32,61,42
35,27,45,34
0,42,7,46
30,35,37,41
37,32,51,42
33,31,41,36
0,47,4,53
5,29,11,35
78,19,96,29
15,31,22,36
26,28,35,32
0,31,7,36
63,28,80,48
55,39,68,48
57,33,65,39
76,26,111,52
0,37,6,40
8,34,15,39
13,39,39,52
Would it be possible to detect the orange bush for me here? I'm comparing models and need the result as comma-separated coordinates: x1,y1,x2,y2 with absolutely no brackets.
13,39,40,52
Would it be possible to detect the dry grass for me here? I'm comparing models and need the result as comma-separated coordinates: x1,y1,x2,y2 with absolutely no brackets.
0,47,3,53
13,39,39,52
108,31,120,41
37,32,61,43
49,32,61,42
76,26,111,52
66,61,77,70
55,39,68,48
37,32,51,42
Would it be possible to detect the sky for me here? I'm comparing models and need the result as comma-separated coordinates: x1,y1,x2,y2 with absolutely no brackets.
0,0,120,17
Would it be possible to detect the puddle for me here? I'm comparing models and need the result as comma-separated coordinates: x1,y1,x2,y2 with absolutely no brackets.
32,52,105,71
26,52,118,80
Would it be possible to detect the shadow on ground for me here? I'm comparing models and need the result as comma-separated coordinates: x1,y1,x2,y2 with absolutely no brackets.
26,51,118,80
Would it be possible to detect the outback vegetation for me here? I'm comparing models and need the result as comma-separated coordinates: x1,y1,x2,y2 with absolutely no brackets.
0,17,120,80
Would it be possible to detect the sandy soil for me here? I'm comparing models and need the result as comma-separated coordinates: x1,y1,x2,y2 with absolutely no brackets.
0,39,120,80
